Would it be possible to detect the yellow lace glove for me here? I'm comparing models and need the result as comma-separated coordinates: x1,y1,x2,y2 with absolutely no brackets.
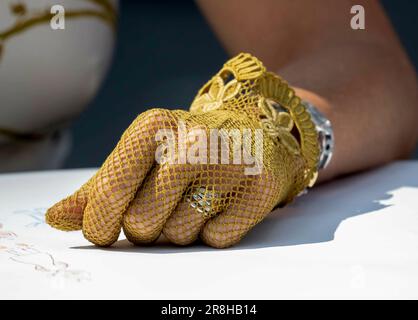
46,53,319,248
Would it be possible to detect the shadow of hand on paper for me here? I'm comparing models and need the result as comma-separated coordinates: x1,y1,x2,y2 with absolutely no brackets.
241,161,418,249
72,161,418,254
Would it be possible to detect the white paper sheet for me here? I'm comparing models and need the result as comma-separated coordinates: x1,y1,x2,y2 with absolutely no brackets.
1,162,418,299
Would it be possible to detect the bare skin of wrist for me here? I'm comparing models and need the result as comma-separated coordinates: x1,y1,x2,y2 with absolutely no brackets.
197,0,418,183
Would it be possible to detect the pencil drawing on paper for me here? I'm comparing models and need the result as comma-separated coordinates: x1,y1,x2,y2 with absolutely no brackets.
0,222,90,282
13,208,47,227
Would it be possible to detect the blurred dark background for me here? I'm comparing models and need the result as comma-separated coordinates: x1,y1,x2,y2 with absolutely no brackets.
64,0,418,168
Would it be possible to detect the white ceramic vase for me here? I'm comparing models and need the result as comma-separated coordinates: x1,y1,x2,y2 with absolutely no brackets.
0,0,118,171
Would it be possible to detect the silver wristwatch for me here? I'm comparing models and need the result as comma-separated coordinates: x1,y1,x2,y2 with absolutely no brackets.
302,101,334,170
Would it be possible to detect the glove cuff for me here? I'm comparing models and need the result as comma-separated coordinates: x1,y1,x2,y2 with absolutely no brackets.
190,53,321,198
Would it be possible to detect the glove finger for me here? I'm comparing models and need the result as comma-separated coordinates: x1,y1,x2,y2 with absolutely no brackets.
45,177,94,231
122,163,196,244
82,109,178,246
163,165,241,246
201,174,280,248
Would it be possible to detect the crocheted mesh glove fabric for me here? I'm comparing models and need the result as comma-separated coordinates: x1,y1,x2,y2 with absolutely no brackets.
46,53,319,248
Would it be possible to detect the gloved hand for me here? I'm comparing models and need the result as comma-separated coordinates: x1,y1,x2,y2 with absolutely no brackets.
46,53,319,248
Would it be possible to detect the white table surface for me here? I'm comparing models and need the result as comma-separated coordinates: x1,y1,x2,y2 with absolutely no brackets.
1,161,418,299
